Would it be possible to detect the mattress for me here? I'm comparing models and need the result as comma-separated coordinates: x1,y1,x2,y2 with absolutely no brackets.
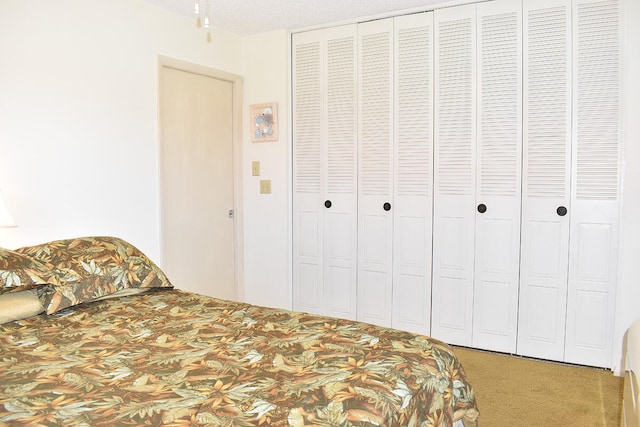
0,289,479,426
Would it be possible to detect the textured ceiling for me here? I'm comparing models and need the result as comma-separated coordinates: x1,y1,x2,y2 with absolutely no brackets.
141,0,446,36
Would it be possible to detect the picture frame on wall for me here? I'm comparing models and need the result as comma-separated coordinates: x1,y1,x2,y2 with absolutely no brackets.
250,102,278,142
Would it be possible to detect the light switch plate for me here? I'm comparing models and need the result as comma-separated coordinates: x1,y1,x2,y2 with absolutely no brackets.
252,161,260,176
260,180,271,194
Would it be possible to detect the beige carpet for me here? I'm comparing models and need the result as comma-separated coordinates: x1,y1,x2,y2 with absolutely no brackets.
454,346,624,427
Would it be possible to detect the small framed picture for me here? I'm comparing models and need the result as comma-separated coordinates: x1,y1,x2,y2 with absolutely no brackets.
250,102,278,142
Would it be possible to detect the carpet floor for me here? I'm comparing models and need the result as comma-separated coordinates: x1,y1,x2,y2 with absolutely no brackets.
454,346,624,427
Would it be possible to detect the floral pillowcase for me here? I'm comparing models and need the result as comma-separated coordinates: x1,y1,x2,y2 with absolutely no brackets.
15,236,173,314
0,247,60,295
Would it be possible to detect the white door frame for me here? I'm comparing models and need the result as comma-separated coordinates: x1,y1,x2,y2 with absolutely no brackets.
157,55,244,300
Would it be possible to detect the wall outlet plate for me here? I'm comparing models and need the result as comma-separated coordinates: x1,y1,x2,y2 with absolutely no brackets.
260,179,271,194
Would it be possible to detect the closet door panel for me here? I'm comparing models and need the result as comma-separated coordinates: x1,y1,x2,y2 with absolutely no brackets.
323,25,358,321
472,0,522,353
324,209,356,319
567,217,616,356
518,0,572,361
293,33,324,315
392,12,434,335
357,19,394,327
394,216,429,328
296,208,321,310
435,208,473,335
432,4,477,346
565,0,621,367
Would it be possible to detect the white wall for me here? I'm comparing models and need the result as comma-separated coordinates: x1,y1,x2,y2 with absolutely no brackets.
614,0,640,373
240,30,291,309
0,0,241,260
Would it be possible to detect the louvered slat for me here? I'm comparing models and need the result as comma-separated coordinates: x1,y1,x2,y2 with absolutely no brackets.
526,5,569,199
479,11,519,197
327,36,356,195
294,42,322,194
437,17,474,196
360,32,392,196
575,0,619,200
397,26,431,197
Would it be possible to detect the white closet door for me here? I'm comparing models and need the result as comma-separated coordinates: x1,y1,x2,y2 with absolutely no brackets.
565,0,621,367
473,0,522,353
357,18,394,327
392,12,434,335
432,4,477,346
323,25,358,321
518,0,572,361
293,31,324,315
292,27,358,319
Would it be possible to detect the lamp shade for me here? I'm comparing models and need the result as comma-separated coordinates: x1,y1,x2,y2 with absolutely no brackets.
0,190,16,228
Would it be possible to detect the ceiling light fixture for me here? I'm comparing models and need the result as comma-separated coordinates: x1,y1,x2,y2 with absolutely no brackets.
194,1,212,43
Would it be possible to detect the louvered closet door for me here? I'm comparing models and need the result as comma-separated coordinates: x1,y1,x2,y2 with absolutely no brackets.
472,0,522,353
392,12,434,335
323,25,358,321
293,31,324,315
518,0,572,361
564,0,621,367
292,26,358,319
432,4,477,346
357,18,394,327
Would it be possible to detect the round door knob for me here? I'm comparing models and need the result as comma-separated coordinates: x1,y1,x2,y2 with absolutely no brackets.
557,206,567,216
383,202,391,211
477,203,487,213
324,200,332,208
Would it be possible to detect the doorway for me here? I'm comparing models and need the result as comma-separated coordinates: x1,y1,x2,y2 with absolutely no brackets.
158,57,243,300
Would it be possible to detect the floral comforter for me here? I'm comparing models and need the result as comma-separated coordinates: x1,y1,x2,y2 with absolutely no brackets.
0,289,478,426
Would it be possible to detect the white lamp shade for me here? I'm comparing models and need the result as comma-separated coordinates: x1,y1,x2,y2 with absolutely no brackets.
0,190,16,228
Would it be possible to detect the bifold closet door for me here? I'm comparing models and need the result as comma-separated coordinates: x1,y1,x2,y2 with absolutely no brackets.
432,1,523,350
518,0,572,361
517,0,620,367
472,0,522,353
357,18,394,328
431,4,477,346
392,12,434,335
292,26,358,320
564,0,621,367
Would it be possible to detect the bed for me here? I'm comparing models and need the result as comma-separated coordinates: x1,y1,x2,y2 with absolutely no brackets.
0,236,479,426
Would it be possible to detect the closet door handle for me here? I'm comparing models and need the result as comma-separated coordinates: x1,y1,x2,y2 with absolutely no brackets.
324,200,332,208
557,206,567,216
477,203,487,214
383,202,391,211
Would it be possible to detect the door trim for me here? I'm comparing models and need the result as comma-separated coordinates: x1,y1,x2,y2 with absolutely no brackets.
157,55,244,301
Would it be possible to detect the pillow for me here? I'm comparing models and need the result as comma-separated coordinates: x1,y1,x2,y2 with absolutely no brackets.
0,247,60,295
16,236,173,314
0,289,44,324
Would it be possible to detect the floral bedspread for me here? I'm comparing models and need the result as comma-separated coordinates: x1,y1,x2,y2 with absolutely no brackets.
0,289,478,426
